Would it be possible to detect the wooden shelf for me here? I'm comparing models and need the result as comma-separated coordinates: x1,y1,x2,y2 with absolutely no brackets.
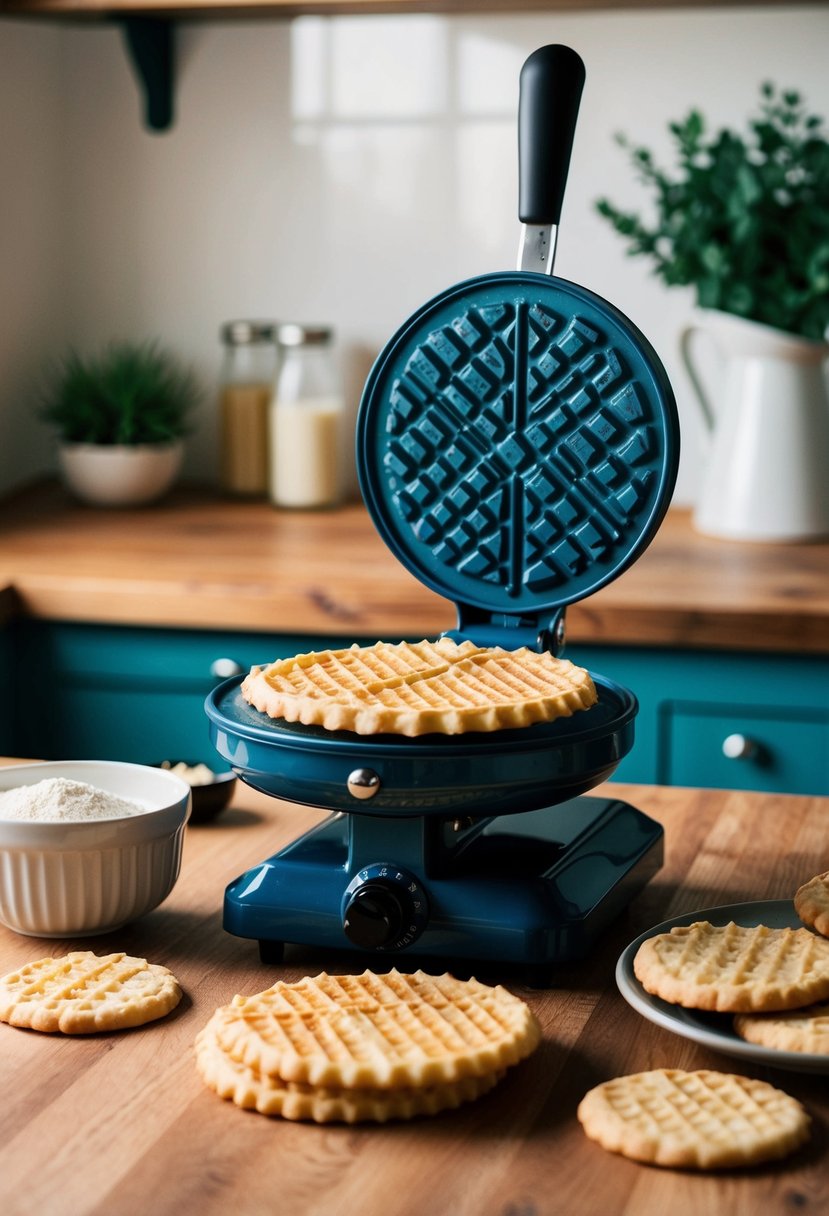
0,0,816,18
3,0,816,132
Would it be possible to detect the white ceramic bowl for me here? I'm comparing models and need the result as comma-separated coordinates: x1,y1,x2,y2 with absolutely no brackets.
0,761,191,937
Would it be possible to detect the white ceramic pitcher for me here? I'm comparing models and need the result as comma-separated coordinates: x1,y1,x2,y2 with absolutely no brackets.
681,309,829,542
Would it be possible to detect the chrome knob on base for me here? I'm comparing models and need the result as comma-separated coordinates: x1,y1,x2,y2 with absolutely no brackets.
347,768,382,799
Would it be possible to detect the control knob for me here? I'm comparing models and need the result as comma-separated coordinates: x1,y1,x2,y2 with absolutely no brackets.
341,864,429,952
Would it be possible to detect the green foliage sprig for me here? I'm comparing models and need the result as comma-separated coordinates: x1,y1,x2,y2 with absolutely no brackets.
596,83,829,342
41,341,199,445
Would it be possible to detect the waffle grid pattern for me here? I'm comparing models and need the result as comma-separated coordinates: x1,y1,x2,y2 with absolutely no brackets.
259,640,592,710
382,298,662,602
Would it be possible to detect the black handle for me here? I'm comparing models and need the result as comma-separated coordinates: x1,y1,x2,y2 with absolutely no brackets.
518,45,585,225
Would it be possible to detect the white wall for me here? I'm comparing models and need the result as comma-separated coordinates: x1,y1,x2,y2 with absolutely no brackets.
0,21,66,491
1,5,827,505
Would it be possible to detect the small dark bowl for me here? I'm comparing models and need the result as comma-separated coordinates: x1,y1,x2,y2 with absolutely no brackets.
156,762,237,824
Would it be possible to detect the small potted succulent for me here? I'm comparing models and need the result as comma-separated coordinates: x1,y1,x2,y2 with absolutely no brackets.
41,340,199,507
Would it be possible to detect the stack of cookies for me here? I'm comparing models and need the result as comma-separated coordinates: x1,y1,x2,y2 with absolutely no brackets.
738,870,829,1053
195,968,540,1123
631,869,829,1055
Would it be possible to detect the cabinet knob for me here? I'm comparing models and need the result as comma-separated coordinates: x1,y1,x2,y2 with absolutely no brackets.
722,733,757,761
210,658,244,679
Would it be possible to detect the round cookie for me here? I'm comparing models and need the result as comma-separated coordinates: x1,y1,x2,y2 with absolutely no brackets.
578,1069,810,1170
0,951,182,1034
734,1000,829,1054
794,871,829,937
633,920,829,1012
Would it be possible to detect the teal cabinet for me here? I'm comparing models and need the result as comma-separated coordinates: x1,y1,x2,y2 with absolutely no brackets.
6,620,827,795
10,620,361,767
568,643,829,796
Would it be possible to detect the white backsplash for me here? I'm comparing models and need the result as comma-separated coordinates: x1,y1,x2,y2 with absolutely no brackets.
0,5,826,506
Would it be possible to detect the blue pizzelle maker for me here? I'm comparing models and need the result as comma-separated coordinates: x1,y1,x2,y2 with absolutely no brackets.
206,46,680,978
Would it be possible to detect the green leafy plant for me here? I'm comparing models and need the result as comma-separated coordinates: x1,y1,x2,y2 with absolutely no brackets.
596,83,829,342
41,341,199,445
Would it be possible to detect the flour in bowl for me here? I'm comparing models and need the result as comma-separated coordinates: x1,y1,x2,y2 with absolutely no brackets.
0,777,146,822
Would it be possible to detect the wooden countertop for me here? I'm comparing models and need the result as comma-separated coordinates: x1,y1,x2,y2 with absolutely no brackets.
2,480,828,653
1,779,828,1214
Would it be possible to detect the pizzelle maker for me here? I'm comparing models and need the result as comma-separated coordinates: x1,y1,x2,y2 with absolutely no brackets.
205,45,679,974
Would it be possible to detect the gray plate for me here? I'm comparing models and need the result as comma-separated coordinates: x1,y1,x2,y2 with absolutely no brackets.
616,899,829,1075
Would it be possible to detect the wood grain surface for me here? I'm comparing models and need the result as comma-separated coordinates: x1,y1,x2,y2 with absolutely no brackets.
1,776,828,1216
2,481,828,653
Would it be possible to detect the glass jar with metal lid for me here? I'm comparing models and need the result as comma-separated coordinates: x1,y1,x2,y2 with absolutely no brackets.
268,323,345,509
218,320,277,497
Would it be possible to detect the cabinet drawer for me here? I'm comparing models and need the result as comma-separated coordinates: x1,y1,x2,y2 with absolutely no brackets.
661,702,829,795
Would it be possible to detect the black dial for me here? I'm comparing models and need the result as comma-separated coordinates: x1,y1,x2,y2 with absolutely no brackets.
343,882,405,950
341,864,429,951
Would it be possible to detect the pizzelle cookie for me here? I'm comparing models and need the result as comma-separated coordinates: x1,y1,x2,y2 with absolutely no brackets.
632,920,829,1012
794,871,829,938
577,1069,810,1170
195,969,539,1122
734,1000,829,1054
212,969,539,1087
195,1011,505,1123
241,637,597,737
0,951,182,1034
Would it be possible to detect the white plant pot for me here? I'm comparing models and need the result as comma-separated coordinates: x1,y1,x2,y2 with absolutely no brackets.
58,441,184,507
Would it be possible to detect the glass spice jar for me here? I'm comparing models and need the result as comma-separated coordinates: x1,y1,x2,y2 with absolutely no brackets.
268,324,345,509
218,320,278,497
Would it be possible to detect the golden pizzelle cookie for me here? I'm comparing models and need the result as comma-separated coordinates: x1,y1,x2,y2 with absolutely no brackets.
632,920,829,1012
241,637,597,737
794,871,829,938
734,1000,829,1054
577,1069,810,1170
195,1011,505,1123
0,951,182,1034
206,969,540,1090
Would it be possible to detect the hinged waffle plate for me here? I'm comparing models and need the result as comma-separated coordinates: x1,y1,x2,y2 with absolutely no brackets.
358,273,679,642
